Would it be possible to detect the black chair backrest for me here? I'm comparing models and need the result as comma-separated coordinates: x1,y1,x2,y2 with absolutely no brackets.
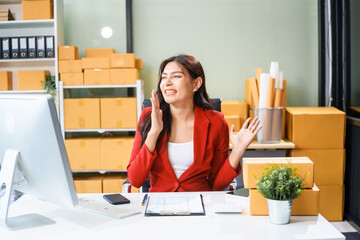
143,98,222,112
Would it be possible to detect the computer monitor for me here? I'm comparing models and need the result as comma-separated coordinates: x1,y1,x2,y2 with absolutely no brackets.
0,94,78,230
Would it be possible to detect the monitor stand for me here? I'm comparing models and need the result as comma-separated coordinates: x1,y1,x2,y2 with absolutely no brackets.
0,149,55,230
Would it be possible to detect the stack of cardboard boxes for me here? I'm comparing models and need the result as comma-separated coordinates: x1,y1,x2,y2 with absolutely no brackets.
286,107,346,221
221,100,248,133
243,157,320,216
59,46,142,194
73,173,131,193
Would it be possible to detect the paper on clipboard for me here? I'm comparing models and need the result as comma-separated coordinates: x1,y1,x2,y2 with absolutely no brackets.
145,193,205,216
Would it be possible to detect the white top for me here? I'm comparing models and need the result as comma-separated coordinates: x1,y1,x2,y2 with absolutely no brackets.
168,141,194,179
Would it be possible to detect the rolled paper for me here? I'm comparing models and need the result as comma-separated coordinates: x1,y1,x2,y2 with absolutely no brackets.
250,77,259,108
274,89,283,108
277,71,283,89
269,62,279,88
259,73,269,108
255,68,263,92
266,77,275,108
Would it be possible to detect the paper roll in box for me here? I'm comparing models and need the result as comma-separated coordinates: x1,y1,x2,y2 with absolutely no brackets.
242,157,314,189
65,138,102,170
250,185,319,216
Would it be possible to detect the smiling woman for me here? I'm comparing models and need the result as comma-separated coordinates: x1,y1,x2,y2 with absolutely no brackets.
127,55,262,192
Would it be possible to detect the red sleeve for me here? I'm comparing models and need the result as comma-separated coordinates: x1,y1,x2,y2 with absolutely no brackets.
208,113,242,191
127,108,157,188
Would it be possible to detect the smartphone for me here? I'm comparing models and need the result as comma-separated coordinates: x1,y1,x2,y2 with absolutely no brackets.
103,193,130,205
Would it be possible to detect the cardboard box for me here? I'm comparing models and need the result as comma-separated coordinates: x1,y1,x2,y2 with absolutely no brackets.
60,73,83,86
318,185,344,221
101,137,134,170
85,48,115,58
59,60,82,73
110,68,138,85
224,115,241,132
100,98,137,128
65,138,102,170
245,78,287,108
73,175,103,193
22,0,53,20
84,69,110,85
82,58,110,69
17,70,48,90
135,58,143,70
243,157,314,189
290,149,345,185
221,100,248,125
102,174,128,193
286,107,345,149
64,98,100,129
58,46,79,60
110,53,135,68
0,71,12,90
250,185,319,216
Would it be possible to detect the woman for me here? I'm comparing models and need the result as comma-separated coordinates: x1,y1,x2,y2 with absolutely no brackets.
127,55,261,192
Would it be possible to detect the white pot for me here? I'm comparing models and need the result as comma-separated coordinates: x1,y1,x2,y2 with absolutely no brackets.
267,199,292,225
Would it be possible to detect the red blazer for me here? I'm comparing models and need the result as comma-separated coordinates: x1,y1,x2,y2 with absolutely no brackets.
127,106,241,192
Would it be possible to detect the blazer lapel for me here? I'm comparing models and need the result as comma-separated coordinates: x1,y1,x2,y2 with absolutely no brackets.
193,107,210,166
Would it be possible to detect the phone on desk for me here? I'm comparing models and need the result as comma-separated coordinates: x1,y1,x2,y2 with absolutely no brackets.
103,193,130,205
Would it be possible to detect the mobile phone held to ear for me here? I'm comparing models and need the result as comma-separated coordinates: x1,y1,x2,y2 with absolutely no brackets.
103,193,130,205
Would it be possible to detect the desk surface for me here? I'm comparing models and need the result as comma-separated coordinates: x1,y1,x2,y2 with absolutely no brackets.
1,192,344,240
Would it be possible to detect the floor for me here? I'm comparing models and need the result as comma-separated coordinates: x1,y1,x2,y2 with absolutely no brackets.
331,221,360,239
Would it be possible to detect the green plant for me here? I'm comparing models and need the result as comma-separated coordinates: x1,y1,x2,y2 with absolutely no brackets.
41,75,56,98
255,163,305,201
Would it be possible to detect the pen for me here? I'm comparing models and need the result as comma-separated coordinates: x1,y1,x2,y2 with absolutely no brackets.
142,194,148,206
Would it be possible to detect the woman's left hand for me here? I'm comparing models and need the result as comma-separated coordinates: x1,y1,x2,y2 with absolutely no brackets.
230,117,262,154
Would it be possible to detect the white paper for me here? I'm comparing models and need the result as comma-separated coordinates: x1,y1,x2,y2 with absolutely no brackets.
258,73,270,108
269,62,279,88
146,193,204,214
277,71,283,89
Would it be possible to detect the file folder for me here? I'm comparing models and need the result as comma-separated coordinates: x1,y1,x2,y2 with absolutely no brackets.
45,36,54,58
2,38,10,59
19,37,28,58
36,36,45,58
28,37,36,58
11,37,19,59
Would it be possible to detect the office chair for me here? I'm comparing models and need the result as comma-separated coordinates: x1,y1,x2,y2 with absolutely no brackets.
123,98,223,193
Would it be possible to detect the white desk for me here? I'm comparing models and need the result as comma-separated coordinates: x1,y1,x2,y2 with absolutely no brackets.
1,192,345,240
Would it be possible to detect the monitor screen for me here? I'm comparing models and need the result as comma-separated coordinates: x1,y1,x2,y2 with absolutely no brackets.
0,94,78,229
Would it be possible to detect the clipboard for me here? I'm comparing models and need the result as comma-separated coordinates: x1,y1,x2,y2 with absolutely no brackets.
145,193,205,216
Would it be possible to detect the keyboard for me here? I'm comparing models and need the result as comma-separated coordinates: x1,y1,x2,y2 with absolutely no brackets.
213,198,243,213
78,198,141,219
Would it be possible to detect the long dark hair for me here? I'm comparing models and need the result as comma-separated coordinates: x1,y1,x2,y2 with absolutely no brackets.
140,55,213,147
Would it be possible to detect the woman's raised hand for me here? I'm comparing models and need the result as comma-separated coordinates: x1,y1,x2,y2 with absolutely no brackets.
149,89,163,136
230,117,262,154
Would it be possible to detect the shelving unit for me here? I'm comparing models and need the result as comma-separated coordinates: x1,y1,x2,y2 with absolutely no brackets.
0,0,64,116
58,79,144,175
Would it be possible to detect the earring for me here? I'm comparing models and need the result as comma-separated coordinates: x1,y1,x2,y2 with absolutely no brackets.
193,88,198,92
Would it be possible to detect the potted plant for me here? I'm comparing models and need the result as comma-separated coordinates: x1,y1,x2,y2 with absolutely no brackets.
255,163,305,225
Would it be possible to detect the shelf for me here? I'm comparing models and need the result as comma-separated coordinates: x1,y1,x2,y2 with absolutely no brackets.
0,19,55,29
63,84,138,89
0,58,55,63
0,90,46,94
65,128,136,133
72,170,127,174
